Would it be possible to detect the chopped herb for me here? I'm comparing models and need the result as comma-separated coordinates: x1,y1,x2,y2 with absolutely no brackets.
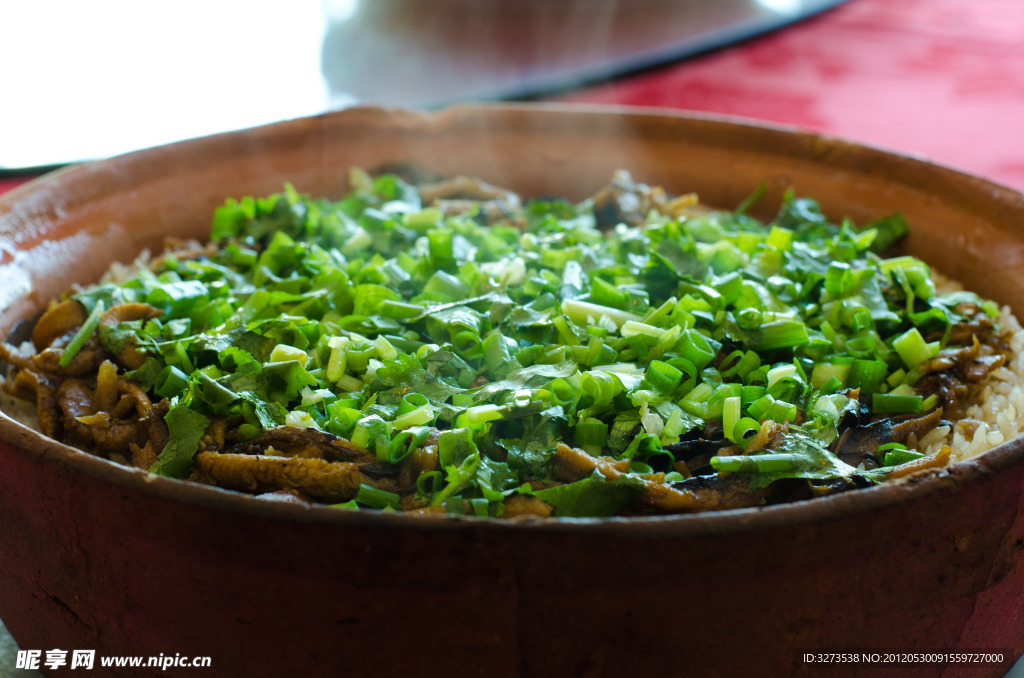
34,168,1004,517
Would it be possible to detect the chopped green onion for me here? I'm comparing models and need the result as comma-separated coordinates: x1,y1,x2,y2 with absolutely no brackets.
886,450,926,466
810,362,851,389
59,300,105,368
732,417,761,446
590,277,629,309
676,329,719,369
575,418,609,447
766,364,798,388
355,483,402,510
892,327,932,369
872,392,923,414
154,365,189,399
562,299,642,329
848,359,887,393
51,168,980,518
646,360,683,395
710,452,804,474
270,343,309,366
744,319,810,351
723,396,741,443
463,404,504,426
391,404,434,430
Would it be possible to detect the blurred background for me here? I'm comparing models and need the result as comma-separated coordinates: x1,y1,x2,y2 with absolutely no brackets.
3,0,1022,190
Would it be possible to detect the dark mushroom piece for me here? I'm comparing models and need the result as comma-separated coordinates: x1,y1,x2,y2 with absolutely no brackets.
589,169,700,229
193,452,397,504
551,443,760,514
417,175,522,225
663,420,730,475
55,378,147,455
833,408,945,469
30,298,88,351
225,425,378,465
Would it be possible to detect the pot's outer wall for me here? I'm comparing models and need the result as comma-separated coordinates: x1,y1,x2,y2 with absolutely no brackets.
1,105,1023,677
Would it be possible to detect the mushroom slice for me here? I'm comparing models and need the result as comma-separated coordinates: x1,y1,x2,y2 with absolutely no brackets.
552,443,749,514
31,298,88,351
194,452,394,503
226,426,376,464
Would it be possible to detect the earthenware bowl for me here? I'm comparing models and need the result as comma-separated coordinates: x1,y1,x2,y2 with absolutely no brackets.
2,105,1023,677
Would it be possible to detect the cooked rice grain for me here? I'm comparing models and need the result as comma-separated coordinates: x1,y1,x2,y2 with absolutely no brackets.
927,271,1024,461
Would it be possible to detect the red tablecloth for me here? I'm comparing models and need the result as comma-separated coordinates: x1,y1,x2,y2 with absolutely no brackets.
2,0,1022,198
559,0,1024,192
0,177,27,197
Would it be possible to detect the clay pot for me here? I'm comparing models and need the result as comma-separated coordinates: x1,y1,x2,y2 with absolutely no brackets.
1,106,1023,677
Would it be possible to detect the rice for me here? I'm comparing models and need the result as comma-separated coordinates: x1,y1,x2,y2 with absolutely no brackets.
924,272,1024,462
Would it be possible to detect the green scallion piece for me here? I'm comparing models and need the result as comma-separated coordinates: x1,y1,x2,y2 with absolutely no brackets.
766,363,798,388
677,329,719,369
710,452,804,474
732,417,761,446
646,360,683,395
470,498,490,517
810,362,851,389
892,327,931,369
388,426,431,464
883,447,926,466
548,378,578,406
404,207,443,230
720,350,761,379
154,365,190,399
397,393,430,415
355,483,402,510
416,471,442,496
575,418,609,447
744,319,810,351
629,460,654,475
59,300,105,368
391,404,435,430
379,299,424,318
590,277,629,309
579,371,618,408
562,298,642,330
723,396,742,443
428,228,455,270
741,385,766,405
848,359,888,393
764,399,798,424
423,270,469,299
463,404,504,426
872,392,923,414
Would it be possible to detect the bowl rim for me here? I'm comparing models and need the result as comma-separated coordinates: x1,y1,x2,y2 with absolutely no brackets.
2,101,1023,537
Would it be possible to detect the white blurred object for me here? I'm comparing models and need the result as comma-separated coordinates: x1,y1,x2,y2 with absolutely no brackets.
0,0,846,170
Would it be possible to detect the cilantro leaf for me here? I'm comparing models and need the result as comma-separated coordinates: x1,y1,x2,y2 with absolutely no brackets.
149,403,210,478
531,472,644,517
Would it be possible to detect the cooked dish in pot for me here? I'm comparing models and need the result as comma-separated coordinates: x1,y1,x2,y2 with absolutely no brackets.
1,168,1020,517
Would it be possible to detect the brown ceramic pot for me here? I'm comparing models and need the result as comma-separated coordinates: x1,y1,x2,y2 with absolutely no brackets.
1,105,1023,678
